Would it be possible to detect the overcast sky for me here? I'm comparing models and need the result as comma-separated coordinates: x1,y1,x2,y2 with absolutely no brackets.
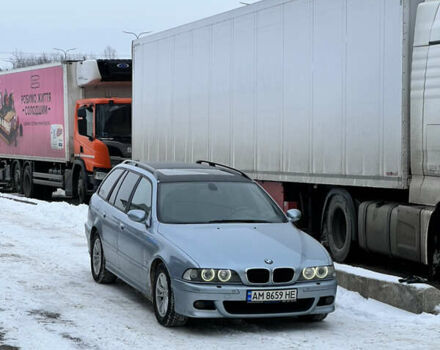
0,0,254,69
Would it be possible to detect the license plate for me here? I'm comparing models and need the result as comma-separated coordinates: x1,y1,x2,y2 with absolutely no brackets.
246,289,297,303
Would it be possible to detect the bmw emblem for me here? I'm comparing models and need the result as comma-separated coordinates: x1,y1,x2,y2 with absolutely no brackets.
264,259,273,265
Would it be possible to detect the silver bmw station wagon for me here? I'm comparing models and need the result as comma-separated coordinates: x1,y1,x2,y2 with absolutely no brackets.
85,160,337,327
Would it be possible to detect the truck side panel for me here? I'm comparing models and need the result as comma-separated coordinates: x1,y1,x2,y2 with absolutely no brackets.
133,0,417,189
0,64,68,162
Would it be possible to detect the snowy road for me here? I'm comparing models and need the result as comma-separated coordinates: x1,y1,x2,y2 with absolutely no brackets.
0,194,439,350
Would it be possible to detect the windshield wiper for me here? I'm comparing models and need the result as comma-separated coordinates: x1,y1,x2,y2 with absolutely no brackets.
206,219,272,224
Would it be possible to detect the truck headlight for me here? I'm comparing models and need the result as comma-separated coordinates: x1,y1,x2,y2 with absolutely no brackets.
182,268,241,284
94,171,108,181
300,265,335,281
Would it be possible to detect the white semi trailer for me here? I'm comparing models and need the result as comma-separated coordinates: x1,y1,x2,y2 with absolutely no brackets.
132,0,440,276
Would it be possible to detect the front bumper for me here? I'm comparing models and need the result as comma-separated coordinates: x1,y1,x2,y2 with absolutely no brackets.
172,278,337,318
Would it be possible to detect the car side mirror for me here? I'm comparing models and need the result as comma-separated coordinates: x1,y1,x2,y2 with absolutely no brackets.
127,209,146,223
286,209,302,223
127,209,152,229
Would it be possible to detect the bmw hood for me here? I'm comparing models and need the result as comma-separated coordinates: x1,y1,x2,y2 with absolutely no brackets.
157,223,331,270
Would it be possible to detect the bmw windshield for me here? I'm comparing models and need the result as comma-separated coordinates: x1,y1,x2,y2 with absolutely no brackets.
158,182,287,224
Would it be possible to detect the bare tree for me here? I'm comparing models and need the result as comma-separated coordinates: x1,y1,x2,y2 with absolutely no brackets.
8,50,60,69
5,50,96,69
103,46,118,59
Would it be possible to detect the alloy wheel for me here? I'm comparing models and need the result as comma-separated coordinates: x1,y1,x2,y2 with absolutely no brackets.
155,272,169,317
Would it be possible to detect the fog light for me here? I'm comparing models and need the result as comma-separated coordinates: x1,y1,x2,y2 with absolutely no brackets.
193,300,216,310
317,296,335,306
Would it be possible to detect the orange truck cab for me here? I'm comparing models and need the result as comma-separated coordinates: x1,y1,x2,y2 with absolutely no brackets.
73,97,132,202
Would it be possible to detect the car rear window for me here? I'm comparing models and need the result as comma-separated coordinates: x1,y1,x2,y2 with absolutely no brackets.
129,177,152,214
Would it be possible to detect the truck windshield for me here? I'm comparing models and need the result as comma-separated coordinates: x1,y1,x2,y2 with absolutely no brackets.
158,181,287,224
95,103,131,139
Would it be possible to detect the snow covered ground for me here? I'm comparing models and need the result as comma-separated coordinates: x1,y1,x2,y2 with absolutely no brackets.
1,193,439,350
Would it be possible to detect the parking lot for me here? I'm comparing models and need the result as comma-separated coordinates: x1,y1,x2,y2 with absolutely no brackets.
1,194,439,350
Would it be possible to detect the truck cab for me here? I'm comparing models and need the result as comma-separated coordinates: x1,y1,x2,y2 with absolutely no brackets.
74,97,132,201
68,59,132,203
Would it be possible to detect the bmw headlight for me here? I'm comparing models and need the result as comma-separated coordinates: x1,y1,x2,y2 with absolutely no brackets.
201,269,215,282
300,265,335,281
182,268,241,284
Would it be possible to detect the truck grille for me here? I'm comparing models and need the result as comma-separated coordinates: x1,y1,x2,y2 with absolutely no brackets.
223,298,314,315
246,269,270,283
273,268,294,283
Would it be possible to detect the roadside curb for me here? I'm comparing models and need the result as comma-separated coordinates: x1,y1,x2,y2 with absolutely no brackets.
336,268,440,314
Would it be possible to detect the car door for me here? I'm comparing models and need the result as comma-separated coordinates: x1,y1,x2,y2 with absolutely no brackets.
96,168,126,269
111,171,141,284
119,177,156,291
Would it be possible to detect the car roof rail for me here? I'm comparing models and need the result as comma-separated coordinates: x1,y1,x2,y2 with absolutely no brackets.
196,160,251,180
122,160,157,176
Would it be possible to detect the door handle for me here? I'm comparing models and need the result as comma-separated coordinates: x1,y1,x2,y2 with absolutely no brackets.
120,223,125,230
80,146,84,153
102,212,106,218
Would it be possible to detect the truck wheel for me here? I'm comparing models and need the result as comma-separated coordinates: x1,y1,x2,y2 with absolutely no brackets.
22,165,34,198
153,264,187,327
11,161,22,193
22,164,51,200
325,190,357,262
76,173,89,204
430,234,440,280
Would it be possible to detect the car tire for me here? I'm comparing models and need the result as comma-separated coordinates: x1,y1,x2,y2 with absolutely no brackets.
299,313,328,322
91,234,116,284
153,264,187,327
325,190,357,262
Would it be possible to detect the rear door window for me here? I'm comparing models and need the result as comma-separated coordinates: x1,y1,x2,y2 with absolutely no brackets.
108,171,127,205
114,172,140,212
128,177,152,214
98,168,124,200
